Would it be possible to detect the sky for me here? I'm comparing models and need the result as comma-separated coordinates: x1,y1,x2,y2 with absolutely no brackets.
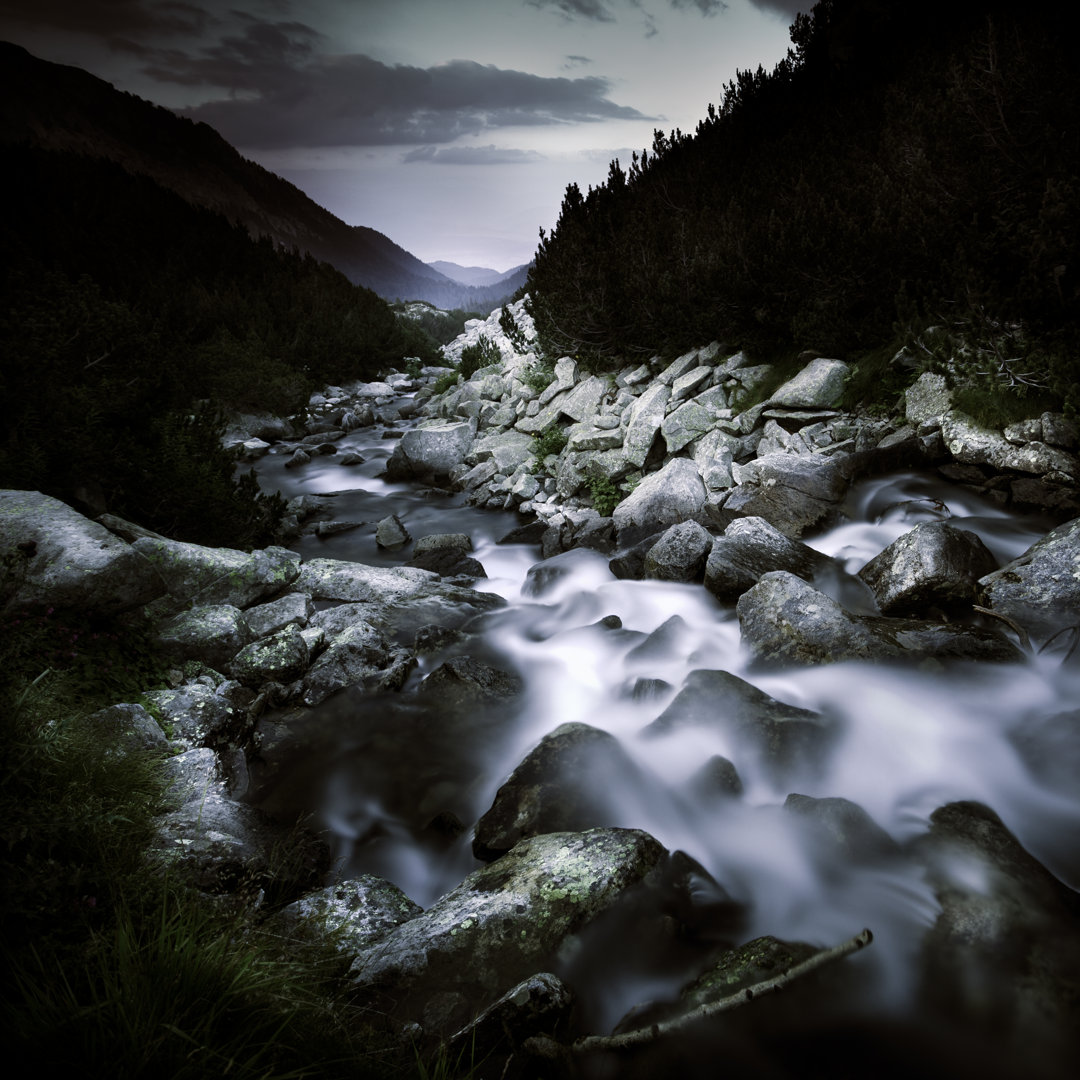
1,0,806,271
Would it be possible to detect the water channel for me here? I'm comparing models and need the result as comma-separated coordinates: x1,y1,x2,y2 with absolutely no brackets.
247,393,1080,1048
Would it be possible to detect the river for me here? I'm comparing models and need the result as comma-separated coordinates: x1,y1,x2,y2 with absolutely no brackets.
247,393,1080,1045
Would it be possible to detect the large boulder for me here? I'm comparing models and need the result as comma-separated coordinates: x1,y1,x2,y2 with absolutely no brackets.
766,357,850,408
473,723,652,860
384,421,476,484
612,457,706,547
858,521,998,614
230,623,311,687
132,537,300,608
348,828,668,1035
941,412,1079,477
142,678,252,750
0,489,164,615
978,517,1080,642
737,572,1022,666
300,621,391,706
724,453,850,538
704,516,834,602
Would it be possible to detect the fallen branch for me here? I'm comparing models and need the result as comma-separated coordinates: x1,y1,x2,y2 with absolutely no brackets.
568,927,873,1055
973,605,1031,652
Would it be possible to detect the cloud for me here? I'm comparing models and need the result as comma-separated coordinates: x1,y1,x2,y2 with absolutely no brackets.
746,0,808,17
402,145,546,166
563,54,593,68
153,28,652,149
527,0,730,21
0,0,213,36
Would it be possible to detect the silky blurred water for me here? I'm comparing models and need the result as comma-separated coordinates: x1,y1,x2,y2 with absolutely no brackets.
249,411,1080,1034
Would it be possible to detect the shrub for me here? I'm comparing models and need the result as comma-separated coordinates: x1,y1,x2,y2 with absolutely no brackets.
519,359,555,393
586,476,622,517
458,335,501,380
532,424,569,460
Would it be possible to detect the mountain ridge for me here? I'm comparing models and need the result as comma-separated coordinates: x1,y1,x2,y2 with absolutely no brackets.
0,42,526,312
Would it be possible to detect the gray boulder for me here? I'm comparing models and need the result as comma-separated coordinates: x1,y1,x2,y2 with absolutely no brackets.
375,514,411,548
0,489,164,615
642,520,713,582
643,668,836,781
418,656,523,711
348,828,667,1034
384,421,476,484
724,453,849,538
473,722,652,860
155,604,254,671
858,521,998,614
737,572,1022,666
407,533,485,578
244,592,314,638
612,457,706,547
142,678,251,750
767,357,850,408
623,383,672,467
132,536,301,608
782,794,899,862
704,516,834,602
86,702,168,753
942,411,1079,477
979,517,1080,642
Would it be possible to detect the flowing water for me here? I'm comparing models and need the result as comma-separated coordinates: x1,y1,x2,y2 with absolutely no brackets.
248,400,1080,1042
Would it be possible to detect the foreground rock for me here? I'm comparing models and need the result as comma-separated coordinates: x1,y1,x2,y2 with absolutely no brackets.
0,489,164,615
349,828,667,1035
978,516,1080,643
913,801,1080,1062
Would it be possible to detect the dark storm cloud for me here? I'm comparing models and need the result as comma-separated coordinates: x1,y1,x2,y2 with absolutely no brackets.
156,28,651,149
0,0,212,36
402,145,545,165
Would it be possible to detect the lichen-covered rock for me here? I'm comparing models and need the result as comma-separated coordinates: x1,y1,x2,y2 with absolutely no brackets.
86,702,168,752
704,515,833,601
155,605,254,671
230,623,310,687
642,520,713,582
858,521,998,614
132,537,301,608
300,621,391,706
473,722,651,860
905,371,952,425
941,411,1079,477
142,678,251,750
978,516,1080,642
0,489,164,615
348,828,668,1034
273,875,422,956
419,656,523,711
767,357,850,409
643,668,836,780
612,457,706,547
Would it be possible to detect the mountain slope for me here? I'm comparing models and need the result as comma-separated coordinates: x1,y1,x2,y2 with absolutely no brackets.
0,42,522,311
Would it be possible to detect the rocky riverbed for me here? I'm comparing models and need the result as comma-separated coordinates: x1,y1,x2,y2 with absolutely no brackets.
3,300,1079,1077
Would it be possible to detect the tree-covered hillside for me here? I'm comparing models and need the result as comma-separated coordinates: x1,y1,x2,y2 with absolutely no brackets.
1,145,436,547
526,0,1078,411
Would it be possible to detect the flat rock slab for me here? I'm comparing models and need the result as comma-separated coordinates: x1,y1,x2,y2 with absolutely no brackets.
0,489,164,615
349,828,667,1035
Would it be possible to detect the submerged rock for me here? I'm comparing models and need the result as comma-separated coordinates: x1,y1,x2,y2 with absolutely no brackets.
473,722,652,860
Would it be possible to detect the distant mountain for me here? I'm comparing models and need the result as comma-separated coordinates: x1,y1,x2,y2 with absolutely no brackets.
0,43,526,312
427,261,529,288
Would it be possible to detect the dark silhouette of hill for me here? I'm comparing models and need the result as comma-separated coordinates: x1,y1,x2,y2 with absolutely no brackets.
0,42,523,311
